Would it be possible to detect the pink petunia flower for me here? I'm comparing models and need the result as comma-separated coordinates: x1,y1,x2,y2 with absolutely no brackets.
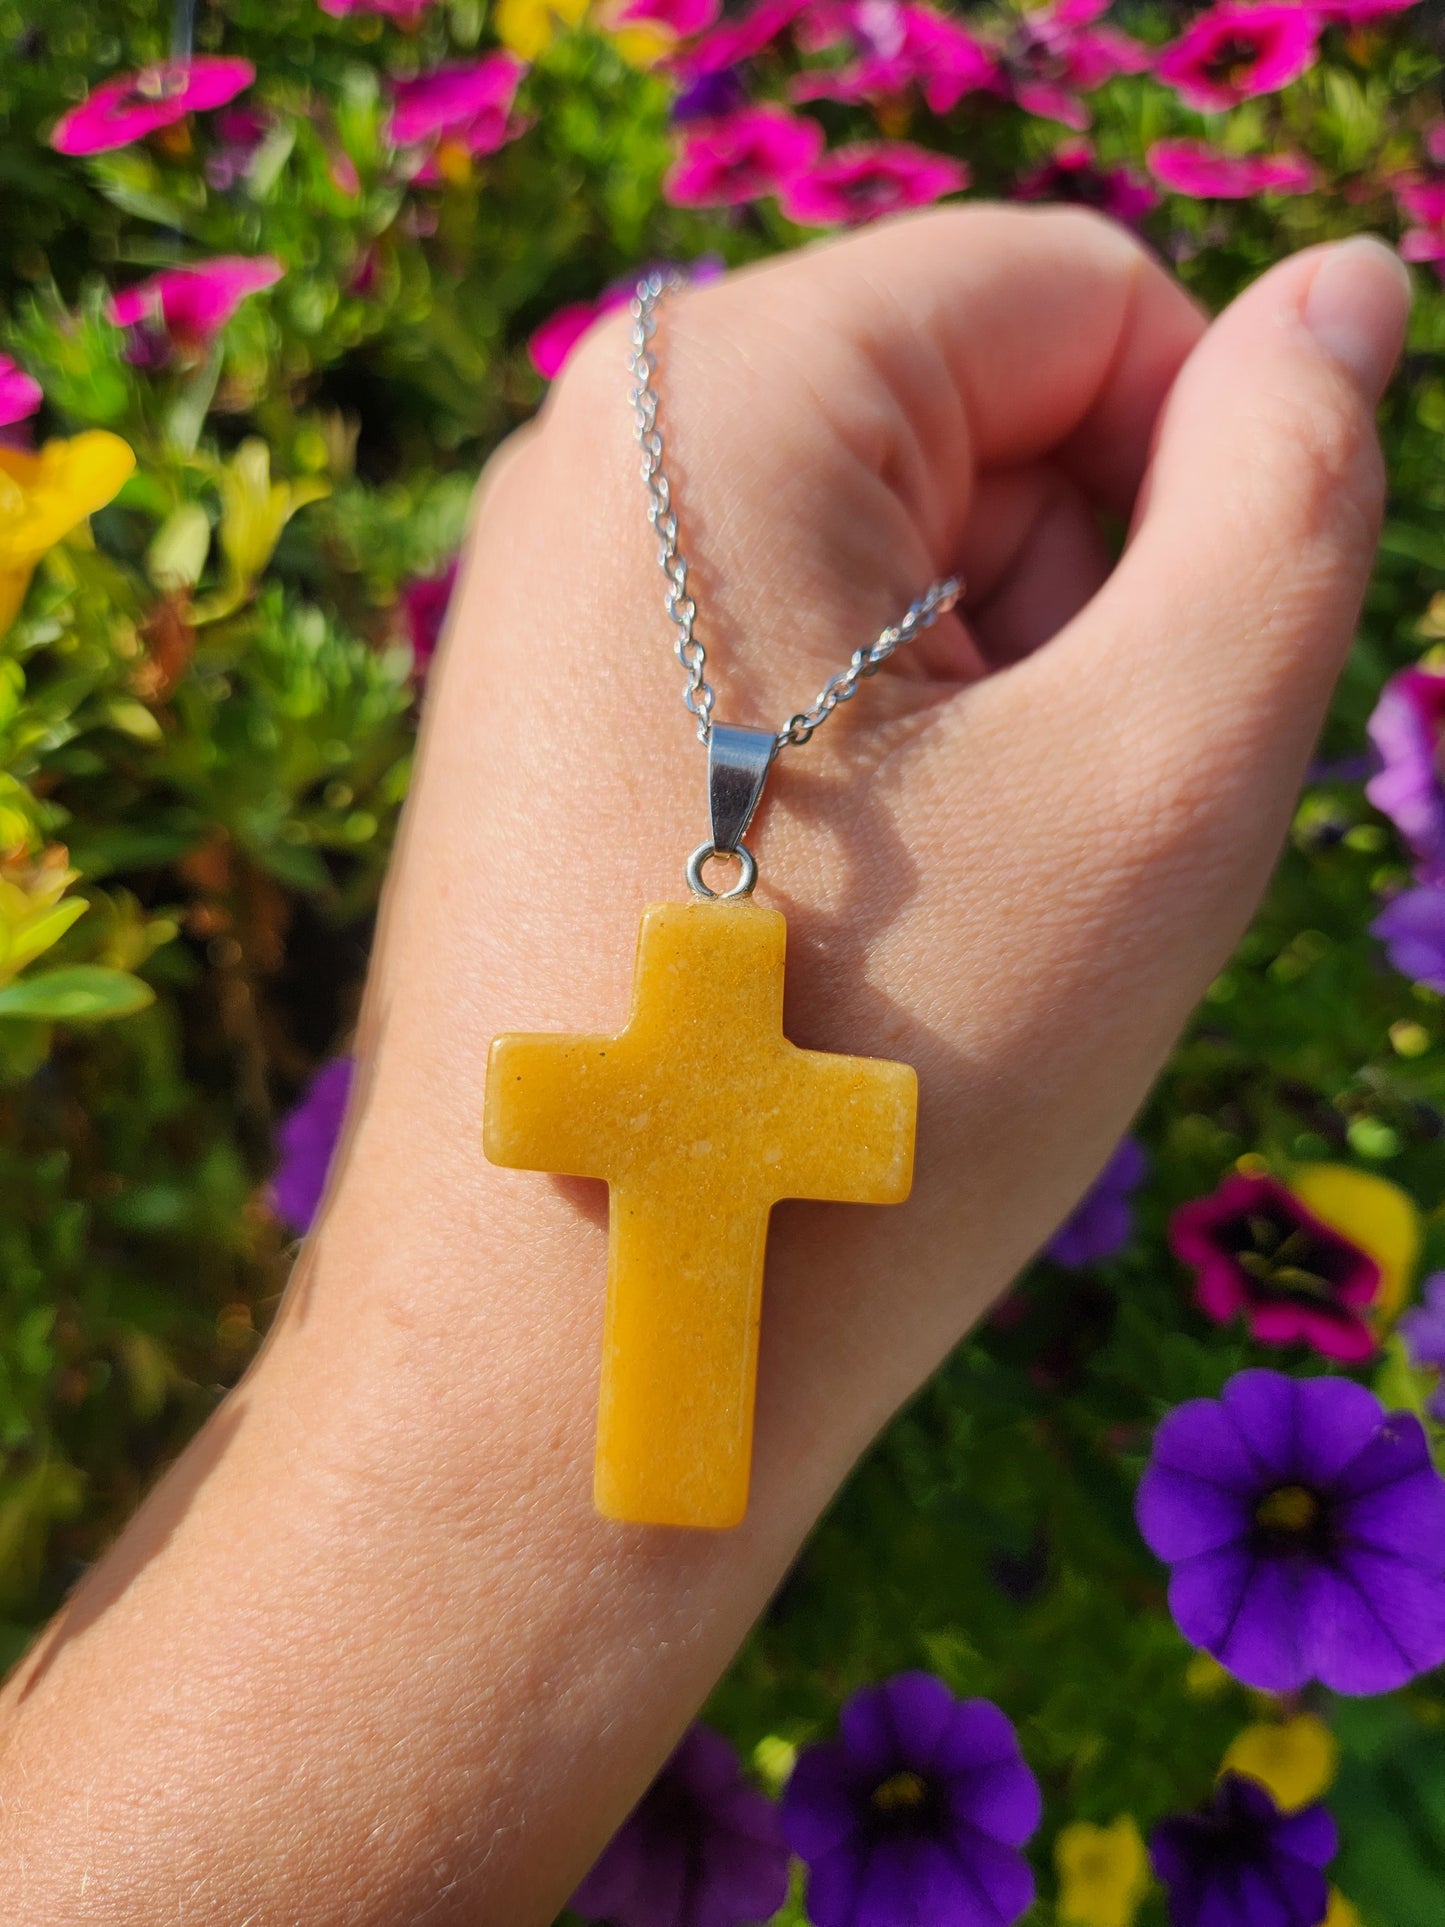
779,141,968,226
1171,1172,1382,1362
616,0,722,35
1395,174,1445,228
51,56,256,157
1155,2,1320,112
1015,140,1158,227
109,256,284,360
528,258,724,379
320,0,435,15
204,104,270,191
400,560,458,675
1315,0,1416,18
792,1,996,114
672,0,811,76
1002,0,1149,132
664,105,823,206
1148,138,1316,198
387,55,527,146
0,357,42,430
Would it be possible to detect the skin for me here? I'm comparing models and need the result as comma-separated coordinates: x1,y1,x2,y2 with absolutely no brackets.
0,208,1410,1922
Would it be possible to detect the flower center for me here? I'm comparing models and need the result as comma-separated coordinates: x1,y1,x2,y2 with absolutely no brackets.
1203,32,1265,84
132,64,190,105
871,1770,928,1812
1256,1484,1320,1534
1234,1213,1338,1300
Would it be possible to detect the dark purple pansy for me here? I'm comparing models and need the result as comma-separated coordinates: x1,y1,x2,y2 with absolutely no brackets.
571,1724,790,1927
1046,1136,1147,1268
1366,666,1445,884
272,1056,354,1235
1136,1368,1445,1694
782,1671,1041,1927
1399,1272,1445,1421
1150,1772,1336,1927
1170,1172,1380,1362
1371,885,1445,993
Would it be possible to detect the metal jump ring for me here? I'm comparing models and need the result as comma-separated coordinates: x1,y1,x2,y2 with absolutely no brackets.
686,841,757,901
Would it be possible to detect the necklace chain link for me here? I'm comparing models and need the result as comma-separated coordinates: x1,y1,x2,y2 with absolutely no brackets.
628,270,962,760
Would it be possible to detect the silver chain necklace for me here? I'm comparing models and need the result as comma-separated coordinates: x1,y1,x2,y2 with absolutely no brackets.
628,269,961,900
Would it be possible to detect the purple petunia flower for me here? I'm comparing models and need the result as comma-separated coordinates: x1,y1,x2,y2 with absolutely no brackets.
1371,885,1445,993
272,1057,354,1236
782,1672,1041,1927
1046,1136,1148,1269
1366,666,1445,883
1399,1272,1445,1421
1148,139,1315,199
51,56,256,157
1155,3,1320,113
1170,1171,1381,1362
0,356,42,430
1151,1773,1336,1927
1136,1368,1445,1694
778,142,968,227
1015,140,1158,227
664,106,823,207
571,1724,790,1927
109,256,284,362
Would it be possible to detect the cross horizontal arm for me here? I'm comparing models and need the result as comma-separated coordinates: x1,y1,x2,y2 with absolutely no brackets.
770,1047,917,1205
483,1031,628,1181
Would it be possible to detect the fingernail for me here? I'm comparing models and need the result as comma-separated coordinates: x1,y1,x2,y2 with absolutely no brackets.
1302,236,1412,404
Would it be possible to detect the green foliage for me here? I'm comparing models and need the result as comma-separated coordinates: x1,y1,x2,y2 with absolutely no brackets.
1,1,1444,1921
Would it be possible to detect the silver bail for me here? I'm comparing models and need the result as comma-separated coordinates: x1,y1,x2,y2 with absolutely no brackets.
707,723,775,855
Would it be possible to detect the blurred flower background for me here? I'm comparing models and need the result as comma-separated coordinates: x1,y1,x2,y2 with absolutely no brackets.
2,0,1445,1922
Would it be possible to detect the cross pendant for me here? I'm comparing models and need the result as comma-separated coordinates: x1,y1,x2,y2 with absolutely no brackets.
483,899,917,1529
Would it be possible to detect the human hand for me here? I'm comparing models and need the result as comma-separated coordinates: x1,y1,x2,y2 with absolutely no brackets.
0,210,1408,1925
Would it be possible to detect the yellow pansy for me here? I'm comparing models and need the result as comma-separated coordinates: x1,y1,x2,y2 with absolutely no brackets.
1222,1714,1338,1811
1324,1892,1362,1926
1290,1163,1421,1320
1055,1816,1150,1927
0,431,135,637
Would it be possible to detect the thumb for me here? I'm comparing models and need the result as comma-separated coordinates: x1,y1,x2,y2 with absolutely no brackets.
1043,236,1409,868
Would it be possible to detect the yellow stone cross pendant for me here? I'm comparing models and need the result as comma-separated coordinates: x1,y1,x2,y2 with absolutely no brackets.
482,897,917,1529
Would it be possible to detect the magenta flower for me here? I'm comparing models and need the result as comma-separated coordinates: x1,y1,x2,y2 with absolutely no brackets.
273,1058,354,1236
572,1725,790,1927
1148,139,1315,198
664,106,822,207
782,1673,1041,1927
401,560,458,675
1002,0,1149,132
0,357,42,430
321,0,434,14
109,256,284,360
51,56,256,157
673,0,810,75
1316,0,1416,18
387,55,527,147
792,2,996,114
528,259,723,380
204,104,270,191
617,0,722,35
1151,1775,1336,1927
1015,141,1158,227
779,142,968,227
1155,3,1320,112
1046,1136,1148,1269
1366,665,1445,883
1136,1369,1445,1693
1171,1171,1382,1362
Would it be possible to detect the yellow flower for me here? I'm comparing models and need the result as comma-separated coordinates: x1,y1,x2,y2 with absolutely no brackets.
495,0,588,58
1290,1162,1421,1320
1222,1714,1338,1811
1324,1892,1362,1927
0,846,86,987
1055,1816,1150,1927
0,431,135,637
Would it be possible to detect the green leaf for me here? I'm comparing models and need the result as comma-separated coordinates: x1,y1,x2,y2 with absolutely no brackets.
0,966,154,1023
